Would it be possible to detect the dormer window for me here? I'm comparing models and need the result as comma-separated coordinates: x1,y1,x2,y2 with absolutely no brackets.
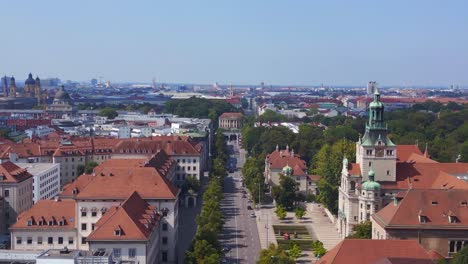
114,227,123,236
431,201,438,206
460,201,467,207
449,215,459,224
419,215,428,223
162,208,170,217
27,219,33,226
59,220,65,226
48,220,54,226
38,219,45,226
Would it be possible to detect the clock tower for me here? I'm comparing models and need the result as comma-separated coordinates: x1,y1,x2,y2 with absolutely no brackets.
356,88,397,182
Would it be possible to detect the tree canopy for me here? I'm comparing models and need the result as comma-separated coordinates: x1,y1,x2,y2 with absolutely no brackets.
272,175,298,210
346,221,372,239
98,107,118,119
257,244,295,264
164,97,237,124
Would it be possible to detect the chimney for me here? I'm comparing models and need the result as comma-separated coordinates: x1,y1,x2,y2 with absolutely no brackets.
424,143,429,158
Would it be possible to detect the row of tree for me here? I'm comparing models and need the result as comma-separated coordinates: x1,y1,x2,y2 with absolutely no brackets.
165,97,238,125
185,129,228,263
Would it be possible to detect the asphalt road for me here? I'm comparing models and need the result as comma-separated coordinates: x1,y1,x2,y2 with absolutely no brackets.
220,140,261,264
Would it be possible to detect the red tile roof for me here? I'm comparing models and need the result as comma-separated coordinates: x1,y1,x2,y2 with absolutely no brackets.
347,163,361,176
308,175,321,181
266,149,307,176
96,150,175,179
380,163,468,190
317,239,434,264
396,145,435,163
373,189,468,229
87,192,159,241
0,161,33,183
10,199,76,230
219,112,243,119
0,143,42,159
114,138,201,156
61,166,179,200
60,175,95,198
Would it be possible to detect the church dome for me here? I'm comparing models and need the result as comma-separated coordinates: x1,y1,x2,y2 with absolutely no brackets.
369,100,384,109
362,180,380,191
282,165,293,176
362,169,380,191
25,73,35,85
54,86,70,100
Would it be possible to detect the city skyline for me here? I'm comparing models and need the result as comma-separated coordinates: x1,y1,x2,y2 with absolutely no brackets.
1,0,468,86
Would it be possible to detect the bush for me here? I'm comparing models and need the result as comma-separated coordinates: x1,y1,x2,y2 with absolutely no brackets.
275,206,287,220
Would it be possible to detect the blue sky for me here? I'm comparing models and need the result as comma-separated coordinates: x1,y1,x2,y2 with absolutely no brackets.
1,0,467,86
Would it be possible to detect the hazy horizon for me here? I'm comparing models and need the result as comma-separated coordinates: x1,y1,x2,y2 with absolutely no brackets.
2,0,468,86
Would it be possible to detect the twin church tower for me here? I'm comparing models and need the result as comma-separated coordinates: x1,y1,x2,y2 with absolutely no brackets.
3,73,46,105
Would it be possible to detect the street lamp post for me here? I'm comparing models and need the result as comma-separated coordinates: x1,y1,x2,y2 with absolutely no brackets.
258,180,261,209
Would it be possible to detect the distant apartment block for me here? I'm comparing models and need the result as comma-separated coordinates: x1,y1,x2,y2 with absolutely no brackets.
16,163,60,203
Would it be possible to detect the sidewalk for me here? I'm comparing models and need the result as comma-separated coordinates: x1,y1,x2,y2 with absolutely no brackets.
306,203,342,250
255,207,278,249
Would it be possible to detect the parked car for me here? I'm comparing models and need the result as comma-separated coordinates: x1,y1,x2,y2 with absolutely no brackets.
247,205,253,210
249,213,256,218
222,246,230,253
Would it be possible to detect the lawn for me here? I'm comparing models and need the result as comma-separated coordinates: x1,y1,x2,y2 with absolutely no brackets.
272,225,314,251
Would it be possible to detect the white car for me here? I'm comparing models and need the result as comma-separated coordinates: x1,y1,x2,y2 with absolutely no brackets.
250,213,256,218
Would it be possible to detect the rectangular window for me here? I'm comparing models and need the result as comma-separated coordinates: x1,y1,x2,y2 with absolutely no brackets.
81,237,87,244
37,236,43,245
81,211,87,217
366,204,371,210
113,248,121,259
68,237,74,244
16,237,22,244
58,237,63,244
92,223,95,231
387,170,390,176
162,236,168,245
91,211,97,217
162,251,168,262
4,190,9,197
162,223,168,231
48,237,53,244
81,223,87,231
193,166,196,171
129,248,136,258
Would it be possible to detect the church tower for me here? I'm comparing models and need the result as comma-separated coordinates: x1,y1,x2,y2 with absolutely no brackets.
358,169,381,222
356,88,397,182
9,77,17,98
34,76,42,105
24,73,36,96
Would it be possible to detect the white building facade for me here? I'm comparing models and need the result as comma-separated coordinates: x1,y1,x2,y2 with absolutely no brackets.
337,89,396,238
16,163,60,203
